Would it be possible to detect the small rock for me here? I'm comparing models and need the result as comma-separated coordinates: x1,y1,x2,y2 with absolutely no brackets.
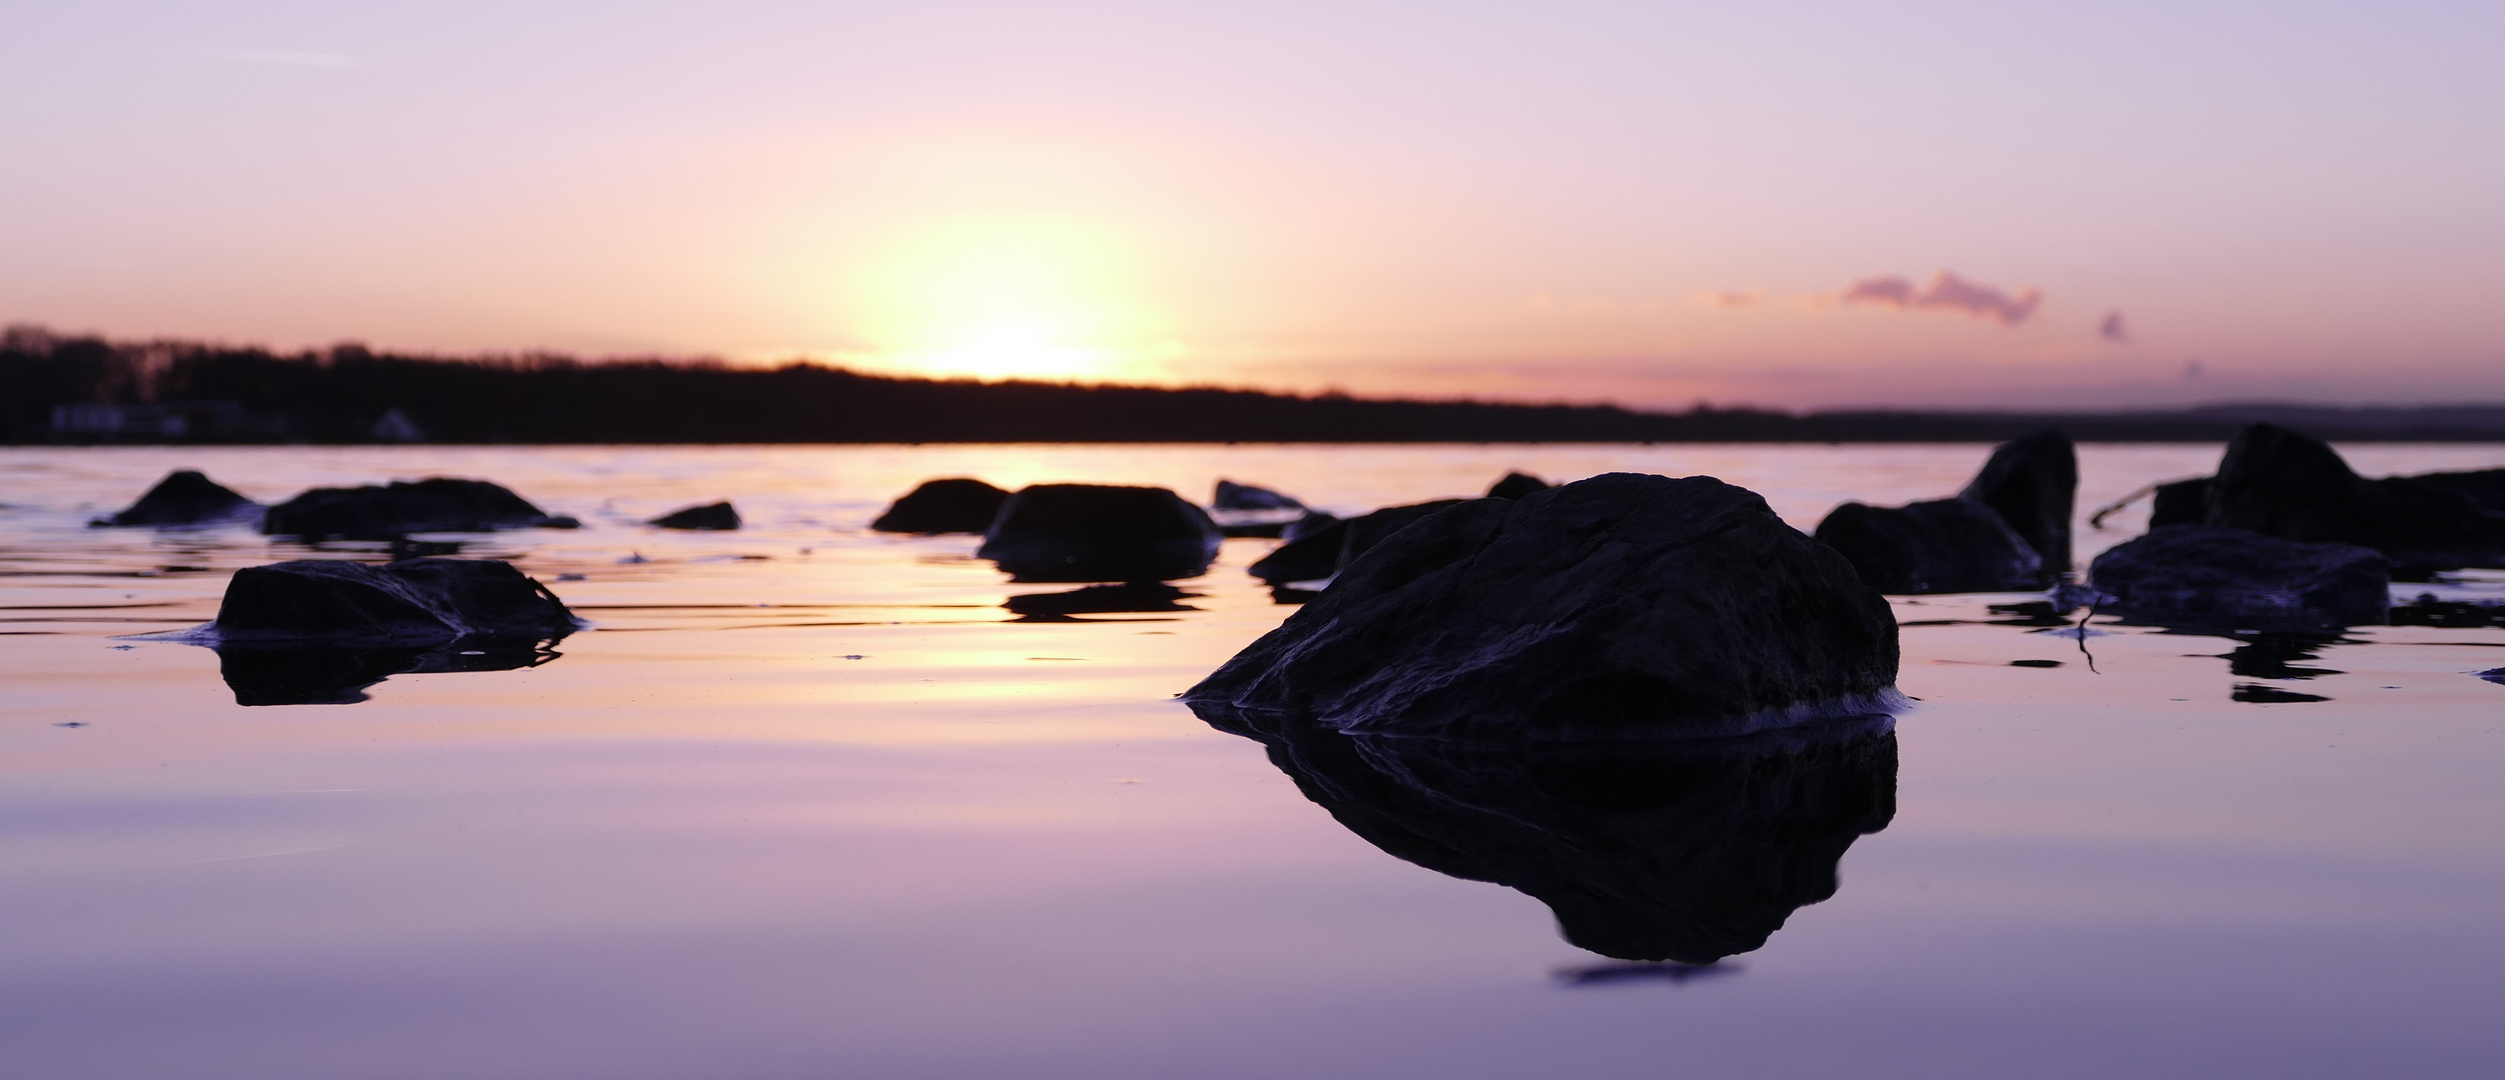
976,484,1223,583
870,478,1010,534
90,470,261,527
649,501,741,530
207,558,580,644
1813,498,2047,594
1213,480,1304,510
2088,524,2389,630
262,478,578,540
1192,474,1901,740
1486,472,1551,499
1247,501,1465,585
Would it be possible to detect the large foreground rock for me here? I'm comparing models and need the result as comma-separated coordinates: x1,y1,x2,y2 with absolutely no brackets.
262,479,578,540
1813,498,2046,594
1959,431,2077,571
1196,708,1897,962
871,478,1009,534
976,484,1223,582
1191,474,1900,741
2165,424,2504,577
649,501,740,530
1247,499,1466,584
2088,525,2390,630
208,558,579,644
90,470,261,527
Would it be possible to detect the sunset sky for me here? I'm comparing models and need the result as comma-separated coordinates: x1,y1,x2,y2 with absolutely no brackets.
5,1,2500,410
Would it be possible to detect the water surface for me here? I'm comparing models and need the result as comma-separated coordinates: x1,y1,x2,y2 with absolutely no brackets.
4,443,2502,1079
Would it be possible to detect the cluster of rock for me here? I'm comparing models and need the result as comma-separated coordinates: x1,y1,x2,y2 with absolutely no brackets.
1813,431,2074,593
93,470,751,535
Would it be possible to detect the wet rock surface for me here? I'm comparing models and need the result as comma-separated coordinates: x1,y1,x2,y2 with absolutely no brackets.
870,479,1010,534
2088,524,2390,630
1193,474,1901,740
262,478,578,540
649,501,741,530
209,558,579,645
1195,707,1898,962
1813,498,2047,594
1958,431,2077,572
976,484,1223,583
91,470,261,527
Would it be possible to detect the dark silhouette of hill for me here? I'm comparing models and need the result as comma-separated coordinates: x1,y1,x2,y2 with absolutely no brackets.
8,326,2505,444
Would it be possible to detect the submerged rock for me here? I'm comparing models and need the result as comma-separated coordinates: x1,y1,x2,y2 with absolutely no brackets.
1213,480,1304,511
1813,498,2047,594
1197,708,1896,962
1192,474,1900,741
2177,424,2504,577
649,501,741,530
976,484,1223,582
1486,472,1551,500
871,478,1010,534
262,478,578,540
1958,430,2077,572
2088,525,2389,630
90,470,261,527
208,558,579,644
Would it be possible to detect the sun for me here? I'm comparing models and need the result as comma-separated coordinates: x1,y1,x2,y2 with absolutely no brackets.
850,217,1147,383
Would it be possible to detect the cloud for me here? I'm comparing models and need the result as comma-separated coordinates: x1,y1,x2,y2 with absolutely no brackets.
1841,270,2041,326
2098,310,2130,343
1690,290,1763,309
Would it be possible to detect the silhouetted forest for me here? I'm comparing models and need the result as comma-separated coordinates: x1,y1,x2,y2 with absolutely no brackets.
9,327,2504,444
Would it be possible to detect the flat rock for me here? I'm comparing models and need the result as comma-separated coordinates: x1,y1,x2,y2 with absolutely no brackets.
2201,424,2504,576
1194,708,1896,962
976,484,1223,582
207,558,580,645
1486,472,1551,499
1213,480,1304,510
2088,524,2390,630
1191,473,1901,741
262,478,578,540
871,478,1009,534
649,501,740,530
1813,498,2047,593
1958,430,2077,571
91,470,261,527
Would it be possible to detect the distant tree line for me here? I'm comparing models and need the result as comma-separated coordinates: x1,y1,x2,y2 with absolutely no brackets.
7,326,2503,444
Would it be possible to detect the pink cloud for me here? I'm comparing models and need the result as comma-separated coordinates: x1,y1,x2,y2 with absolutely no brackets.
2099,310,2130,342
1842,270,2041,325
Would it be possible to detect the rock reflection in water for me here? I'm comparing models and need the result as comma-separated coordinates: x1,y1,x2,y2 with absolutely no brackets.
212,636,566,706
1192,706,1897,963
1002,583,1200,621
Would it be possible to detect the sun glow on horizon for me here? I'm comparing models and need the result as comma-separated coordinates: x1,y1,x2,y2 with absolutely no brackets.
845,216,1157,384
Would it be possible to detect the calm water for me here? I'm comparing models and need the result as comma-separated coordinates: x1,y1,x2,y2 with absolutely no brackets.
4,443,2503,1080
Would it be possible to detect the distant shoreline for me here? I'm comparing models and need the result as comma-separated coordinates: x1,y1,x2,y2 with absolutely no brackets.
10,329,2505,445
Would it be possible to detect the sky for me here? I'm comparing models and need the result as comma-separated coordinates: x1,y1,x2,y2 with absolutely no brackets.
3,0,2501,411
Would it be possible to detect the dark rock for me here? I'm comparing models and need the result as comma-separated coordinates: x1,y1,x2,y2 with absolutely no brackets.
90,470,260,527
871,478,1010,534
2405,469,2505,513
1194,707,1897,962
1958,430,2077,572
1246,501,1467,585
2087,525,2389,630
649,501,740,530
1813,498,2047,594
1487,472,1551,500
2149,477,2211,527
208,558,579,644
1192,474,1901,740
975,484,1223,583
1003,582,1198,618
2203,423,2505,577
1282,509,1342,540
2475,667,2505,686
1213,480,1304,511
262,478,578,540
